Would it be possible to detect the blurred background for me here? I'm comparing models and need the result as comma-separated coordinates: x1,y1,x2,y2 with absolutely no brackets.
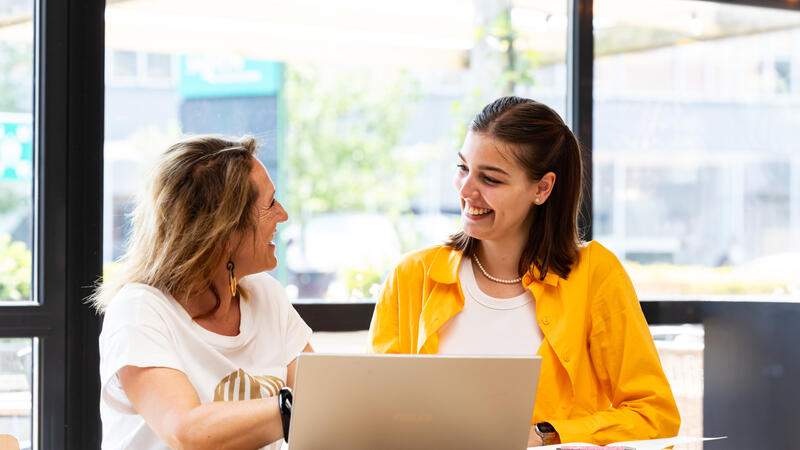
1,0,799,448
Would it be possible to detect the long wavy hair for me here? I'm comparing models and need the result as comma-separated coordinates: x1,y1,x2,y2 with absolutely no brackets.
445,96,584,280
90,135,260,316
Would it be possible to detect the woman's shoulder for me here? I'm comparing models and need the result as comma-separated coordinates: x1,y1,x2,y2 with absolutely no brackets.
101,283,175,333
239,272,292,314
394,245,458,272
575,240,629,283
240,271,282,294
105,283,171,314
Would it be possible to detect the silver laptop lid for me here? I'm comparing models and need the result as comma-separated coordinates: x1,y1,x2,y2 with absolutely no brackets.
289,353,541,450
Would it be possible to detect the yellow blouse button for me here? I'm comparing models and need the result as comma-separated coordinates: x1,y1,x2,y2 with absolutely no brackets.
542,317,550,326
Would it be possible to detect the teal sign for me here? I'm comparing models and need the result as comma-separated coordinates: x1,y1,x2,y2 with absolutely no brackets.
0,114,33,181
179,56,282,99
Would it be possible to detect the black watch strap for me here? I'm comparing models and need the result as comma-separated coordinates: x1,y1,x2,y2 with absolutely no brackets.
278,387,293,442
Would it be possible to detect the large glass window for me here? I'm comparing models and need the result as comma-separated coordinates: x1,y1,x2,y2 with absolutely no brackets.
594,0,800,299
103,0,568,302
0,337,35,449
594,3,800,444
1,0,105,446
0,1,37,447
0,0,34,305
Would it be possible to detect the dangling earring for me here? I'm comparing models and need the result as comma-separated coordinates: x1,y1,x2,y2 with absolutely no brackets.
227,260,237,297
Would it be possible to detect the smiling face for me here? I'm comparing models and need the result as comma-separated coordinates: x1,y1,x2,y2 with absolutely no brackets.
231,157,288,275
454,132,541,245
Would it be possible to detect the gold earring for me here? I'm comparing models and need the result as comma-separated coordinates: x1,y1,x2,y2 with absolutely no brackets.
227,260,237,297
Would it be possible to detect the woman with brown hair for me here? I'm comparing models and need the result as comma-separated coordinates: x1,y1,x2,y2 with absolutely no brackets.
369,96,680,446
93,136,312,449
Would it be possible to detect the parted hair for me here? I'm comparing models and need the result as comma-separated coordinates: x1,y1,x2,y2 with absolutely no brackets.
90,135,260,313
445,96,584,280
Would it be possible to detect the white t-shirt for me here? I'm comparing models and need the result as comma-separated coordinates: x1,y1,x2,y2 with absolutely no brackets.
99,273,312,450
437,257,543,356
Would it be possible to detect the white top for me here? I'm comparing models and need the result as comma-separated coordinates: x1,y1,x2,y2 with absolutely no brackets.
437,257,543,356
99,273,312,450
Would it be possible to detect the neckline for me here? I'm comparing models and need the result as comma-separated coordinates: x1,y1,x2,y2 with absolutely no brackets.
459,258,533,310
186,291,254,349
129,282,255,350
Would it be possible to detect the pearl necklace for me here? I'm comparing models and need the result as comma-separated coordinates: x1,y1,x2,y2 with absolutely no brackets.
472,254,522,284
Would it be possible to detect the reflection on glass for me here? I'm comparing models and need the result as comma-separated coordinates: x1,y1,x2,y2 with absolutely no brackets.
594,0,800,298
103,0,568,301
0,337,34,449
0,0,34,304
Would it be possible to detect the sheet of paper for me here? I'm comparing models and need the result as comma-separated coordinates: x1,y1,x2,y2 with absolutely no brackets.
611,436,726,450
533,436,726,450
537,443,594,449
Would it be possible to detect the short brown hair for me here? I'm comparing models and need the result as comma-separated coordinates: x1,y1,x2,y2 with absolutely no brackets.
91,135,260,313
445,96,584,280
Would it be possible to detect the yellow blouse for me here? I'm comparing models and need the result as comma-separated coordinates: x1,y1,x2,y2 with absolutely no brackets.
368,241,680,445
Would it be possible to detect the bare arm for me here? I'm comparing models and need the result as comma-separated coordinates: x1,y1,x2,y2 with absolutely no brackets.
286,343,313,389
117,342,313,450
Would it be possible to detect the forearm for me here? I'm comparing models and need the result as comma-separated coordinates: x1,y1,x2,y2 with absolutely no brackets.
547,402,679,446
175,397,283,450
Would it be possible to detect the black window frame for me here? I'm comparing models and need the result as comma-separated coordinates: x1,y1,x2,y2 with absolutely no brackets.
0,0,104,447
0,0,798,448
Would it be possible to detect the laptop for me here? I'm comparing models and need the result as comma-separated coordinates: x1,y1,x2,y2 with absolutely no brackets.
288,353,541,450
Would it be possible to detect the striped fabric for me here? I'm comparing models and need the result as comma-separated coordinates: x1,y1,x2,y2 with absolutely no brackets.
213,369,285,401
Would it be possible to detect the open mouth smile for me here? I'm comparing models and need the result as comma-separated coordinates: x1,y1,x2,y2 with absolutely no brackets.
463,203,494,219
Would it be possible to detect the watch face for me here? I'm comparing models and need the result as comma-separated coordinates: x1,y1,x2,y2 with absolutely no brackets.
537,422,556,433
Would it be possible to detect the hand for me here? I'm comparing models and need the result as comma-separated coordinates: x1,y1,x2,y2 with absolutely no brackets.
527,425,543,447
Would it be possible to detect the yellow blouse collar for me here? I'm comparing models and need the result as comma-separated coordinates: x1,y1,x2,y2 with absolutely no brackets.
428,246,561,288
427,246,462,284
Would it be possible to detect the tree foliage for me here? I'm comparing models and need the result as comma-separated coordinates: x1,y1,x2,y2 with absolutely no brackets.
0,42,34,113
451,8,541,146
0,185,27,215
0,234,31,301
284,66,427,224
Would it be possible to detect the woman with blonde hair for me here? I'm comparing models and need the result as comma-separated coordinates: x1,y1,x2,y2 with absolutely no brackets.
94,135,312,449
369,97,680,446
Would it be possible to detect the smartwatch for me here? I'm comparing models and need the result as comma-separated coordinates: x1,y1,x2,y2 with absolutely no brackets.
278,387,293,443
534,421,559,445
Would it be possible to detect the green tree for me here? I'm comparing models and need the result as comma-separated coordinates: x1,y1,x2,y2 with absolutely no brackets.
477,9,539,95
0,42,34,113
284,66,427,227
0,185,27,215
0,233,31,301
451,8,541,145
283,66,432,299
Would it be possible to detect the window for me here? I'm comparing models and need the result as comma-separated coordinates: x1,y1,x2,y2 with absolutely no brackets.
1,1,35,447
593,2,800,443
103,0,569,303
594,0,800,299
0,337,35,449
145,53,172,80
110,50,137,79
2,1,793,447
0,0,34,305
0,0,104,447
